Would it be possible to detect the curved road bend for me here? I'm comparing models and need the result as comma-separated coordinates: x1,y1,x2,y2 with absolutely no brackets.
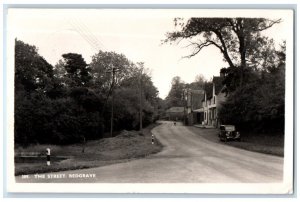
16,121,283,183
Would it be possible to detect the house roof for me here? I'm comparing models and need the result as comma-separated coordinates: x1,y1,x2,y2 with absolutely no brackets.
213,76,224,95
193,108,204,112
190,89,205,94
201,77,224,100
204,82,213,100
166,107,185,113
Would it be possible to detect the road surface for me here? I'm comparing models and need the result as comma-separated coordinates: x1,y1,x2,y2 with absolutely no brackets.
16,121,283,183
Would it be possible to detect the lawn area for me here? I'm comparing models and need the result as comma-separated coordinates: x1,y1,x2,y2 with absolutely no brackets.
15,124,163,176
188,127,284,157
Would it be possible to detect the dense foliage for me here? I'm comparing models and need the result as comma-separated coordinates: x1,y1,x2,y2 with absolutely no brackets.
15,39,159,146
165,76,186,108
219,43,285,132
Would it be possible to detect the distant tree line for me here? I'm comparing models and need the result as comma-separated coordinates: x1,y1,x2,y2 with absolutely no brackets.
15,39,160,146
164,74,212,109
164,18,285,133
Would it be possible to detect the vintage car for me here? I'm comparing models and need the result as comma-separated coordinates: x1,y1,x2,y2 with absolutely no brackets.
219,125,241,142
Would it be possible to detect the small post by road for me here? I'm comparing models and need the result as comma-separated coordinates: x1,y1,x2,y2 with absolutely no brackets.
46,148,51,166
82,136,86,153
151,134,154,145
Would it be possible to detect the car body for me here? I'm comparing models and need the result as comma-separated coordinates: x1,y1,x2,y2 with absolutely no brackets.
219,125,241,142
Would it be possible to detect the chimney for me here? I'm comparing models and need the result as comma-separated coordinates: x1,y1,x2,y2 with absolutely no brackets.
220,71,225,78
220,68,226,78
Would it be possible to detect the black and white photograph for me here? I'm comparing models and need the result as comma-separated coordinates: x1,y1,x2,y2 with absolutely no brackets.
4,7,294,194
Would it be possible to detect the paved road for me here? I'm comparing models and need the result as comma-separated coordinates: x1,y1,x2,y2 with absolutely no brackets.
16,121,283,183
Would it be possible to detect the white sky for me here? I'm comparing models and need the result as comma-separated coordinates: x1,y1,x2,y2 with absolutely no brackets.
7,9,291,98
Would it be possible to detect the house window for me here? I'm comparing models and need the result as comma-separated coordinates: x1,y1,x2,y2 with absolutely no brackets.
213,96,216,104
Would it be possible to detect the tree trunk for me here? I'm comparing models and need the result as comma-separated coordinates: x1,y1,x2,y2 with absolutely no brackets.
237,19,246,87
239,38,246,87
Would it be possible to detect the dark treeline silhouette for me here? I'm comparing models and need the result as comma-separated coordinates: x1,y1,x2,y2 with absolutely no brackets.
15,39,161,146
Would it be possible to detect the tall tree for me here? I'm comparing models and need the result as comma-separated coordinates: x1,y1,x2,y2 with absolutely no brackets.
89,50,133,91
61,53,91,87
219,42,285,132
113,63,159,130
15,39,54,145
164,18,281,88
15,39,54,93
187,74,207,90
165,76,186,107
89,50,135,126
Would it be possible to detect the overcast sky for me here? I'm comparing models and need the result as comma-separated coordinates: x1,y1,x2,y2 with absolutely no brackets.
8,9,291,98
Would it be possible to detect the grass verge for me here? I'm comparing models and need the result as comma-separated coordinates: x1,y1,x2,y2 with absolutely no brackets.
188,127,284,157
15,123,163,176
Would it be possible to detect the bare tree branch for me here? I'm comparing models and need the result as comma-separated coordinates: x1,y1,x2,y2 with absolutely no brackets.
181,39,225,59
254,19,282,31
213,30,235,68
